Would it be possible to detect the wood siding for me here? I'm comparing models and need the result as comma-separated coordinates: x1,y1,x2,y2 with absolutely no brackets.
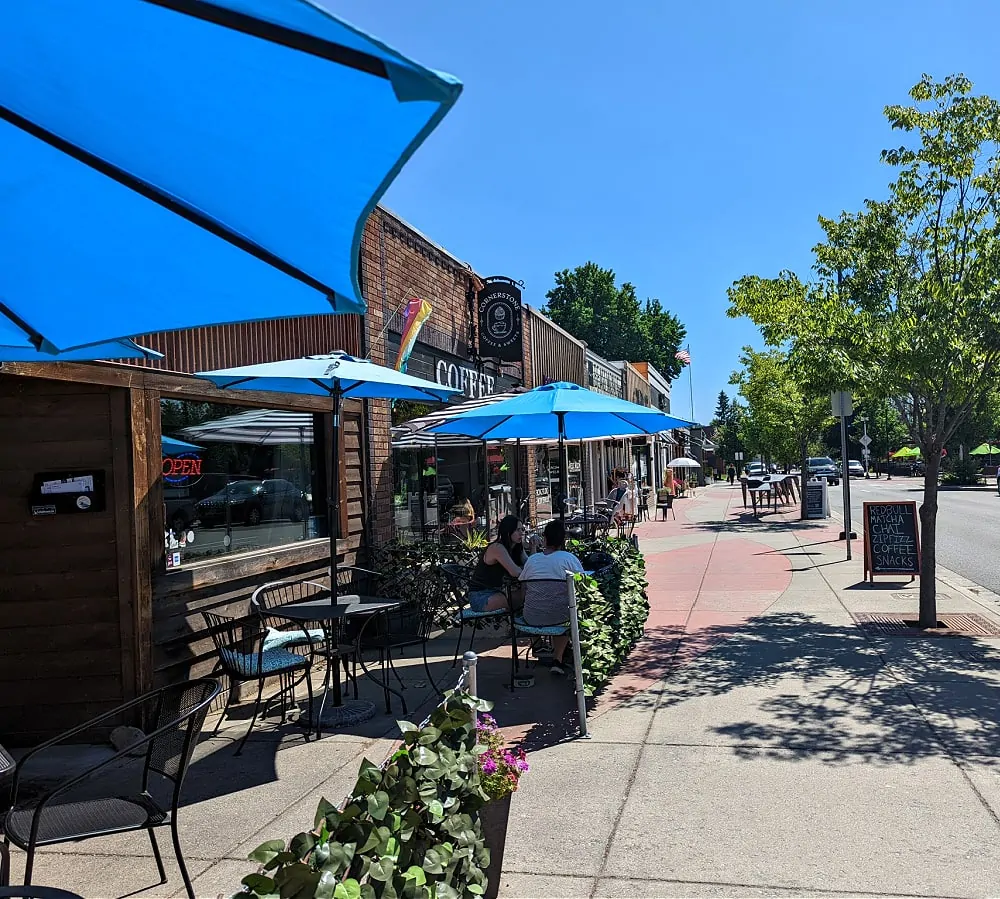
0,376,130,744
130,316,362,374
525,308,586,387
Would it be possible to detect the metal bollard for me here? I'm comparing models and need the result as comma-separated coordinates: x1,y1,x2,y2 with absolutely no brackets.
462,651,478,699
566,574,590,739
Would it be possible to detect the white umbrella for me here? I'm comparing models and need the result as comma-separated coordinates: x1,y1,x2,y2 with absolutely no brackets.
667,457,701,469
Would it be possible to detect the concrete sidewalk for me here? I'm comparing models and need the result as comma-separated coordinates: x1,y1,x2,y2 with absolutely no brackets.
500,482,1000,899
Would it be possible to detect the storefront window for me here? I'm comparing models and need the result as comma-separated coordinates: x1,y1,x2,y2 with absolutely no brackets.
160,399,325,568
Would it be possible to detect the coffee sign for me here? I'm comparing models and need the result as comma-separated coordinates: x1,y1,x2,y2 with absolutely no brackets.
477,277,523,362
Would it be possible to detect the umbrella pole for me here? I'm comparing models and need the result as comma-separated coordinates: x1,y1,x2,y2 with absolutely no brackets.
514,439,522,522
329,387,342,605
580,439,588,532
482,440,490,538
558,412,568,524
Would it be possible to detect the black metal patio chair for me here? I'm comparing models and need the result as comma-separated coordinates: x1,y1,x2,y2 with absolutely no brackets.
202,610,314,754
440,563,509,668
251,579,358,699
2,679,220,899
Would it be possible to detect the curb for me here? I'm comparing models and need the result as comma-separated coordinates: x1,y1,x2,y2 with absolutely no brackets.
827,507,1000,617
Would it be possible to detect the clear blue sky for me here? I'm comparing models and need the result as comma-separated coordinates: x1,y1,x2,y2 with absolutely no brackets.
336,0,1000,423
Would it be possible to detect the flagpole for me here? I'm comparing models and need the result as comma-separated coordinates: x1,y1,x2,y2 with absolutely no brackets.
687,343,695,421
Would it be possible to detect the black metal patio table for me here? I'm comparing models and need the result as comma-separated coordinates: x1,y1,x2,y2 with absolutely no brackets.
270,595,402,737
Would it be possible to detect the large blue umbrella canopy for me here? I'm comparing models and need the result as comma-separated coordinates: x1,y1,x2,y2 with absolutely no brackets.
0,339,162,362
427,381,694,440
197,352,460,403
0,1,461,359
428,381,693,521
197,352,459,597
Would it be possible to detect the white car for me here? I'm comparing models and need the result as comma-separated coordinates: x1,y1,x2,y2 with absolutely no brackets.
846,460,866,478
746,463,766,477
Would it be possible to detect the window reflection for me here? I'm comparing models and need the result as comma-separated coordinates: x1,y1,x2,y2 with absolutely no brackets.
160,399,325,568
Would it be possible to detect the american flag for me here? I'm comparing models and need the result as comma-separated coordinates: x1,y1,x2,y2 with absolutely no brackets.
675,348,691,365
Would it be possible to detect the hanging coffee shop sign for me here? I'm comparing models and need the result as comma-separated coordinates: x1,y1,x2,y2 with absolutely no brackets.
477,276,523,363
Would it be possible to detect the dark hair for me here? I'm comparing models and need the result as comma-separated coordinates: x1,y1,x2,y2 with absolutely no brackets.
543,519,566,549
496,515,526,565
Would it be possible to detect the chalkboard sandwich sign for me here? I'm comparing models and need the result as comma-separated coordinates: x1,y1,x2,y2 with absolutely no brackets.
863,501,920,582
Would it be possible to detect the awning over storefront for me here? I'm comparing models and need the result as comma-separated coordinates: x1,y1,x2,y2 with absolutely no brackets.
392,391,524,447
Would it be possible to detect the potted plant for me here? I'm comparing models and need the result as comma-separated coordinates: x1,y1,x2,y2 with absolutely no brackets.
476,713,529,899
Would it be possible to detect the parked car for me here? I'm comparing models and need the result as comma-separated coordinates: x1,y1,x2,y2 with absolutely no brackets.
195,478,307,527
846,459,866,478
807,456,840,486
746,463,766,477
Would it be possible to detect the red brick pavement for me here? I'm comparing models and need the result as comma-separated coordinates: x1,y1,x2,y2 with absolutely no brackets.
592,486,800,714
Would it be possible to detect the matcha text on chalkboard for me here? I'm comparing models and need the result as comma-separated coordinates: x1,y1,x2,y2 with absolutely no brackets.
863,501,920,578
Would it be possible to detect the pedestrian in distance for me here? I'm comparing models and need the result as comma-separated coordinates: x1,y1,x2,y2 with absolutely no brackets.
726,463,736,485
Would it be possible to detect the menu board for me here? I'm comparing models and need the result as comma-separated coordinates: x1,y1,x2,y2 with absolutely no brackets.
804,480,826,519
863,501,920,579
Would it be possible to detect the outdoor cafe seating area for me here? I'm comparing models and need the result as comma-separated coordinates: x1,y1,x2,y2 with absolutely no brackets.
0,565,587,898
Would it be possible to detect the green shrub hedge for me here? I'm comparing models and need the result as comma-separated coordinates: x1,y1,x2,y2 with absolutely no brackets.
569,537,650,696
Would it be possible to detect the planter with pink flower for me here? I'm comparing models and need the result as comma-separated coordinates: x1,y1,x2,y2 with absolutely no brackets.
475,713,529,899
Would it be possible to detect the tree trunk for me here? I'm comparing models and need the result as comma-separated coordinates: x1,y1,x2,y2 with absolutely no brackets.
918,449,941,628
799,434,809,520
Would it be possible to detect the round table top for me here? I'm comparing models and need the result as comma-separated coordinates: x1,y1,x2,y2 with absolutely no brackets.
270,596,401,623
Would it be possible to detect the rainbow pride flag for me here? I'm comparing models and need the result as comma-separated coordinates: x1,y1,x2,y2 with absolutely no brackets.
395,296,432,372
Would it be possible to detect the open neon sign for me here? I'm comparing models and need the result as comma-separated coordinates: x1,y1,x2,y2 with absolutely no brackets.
163,453,203,485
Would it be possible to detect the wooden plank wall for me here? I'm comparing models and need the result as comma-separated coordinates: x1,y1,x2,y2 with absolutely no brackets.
526,308,586,387
0,376,129,744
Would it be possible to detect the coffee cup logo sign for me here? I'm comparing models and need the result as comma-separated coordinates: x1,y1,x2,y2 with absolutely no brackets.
477,277,523,362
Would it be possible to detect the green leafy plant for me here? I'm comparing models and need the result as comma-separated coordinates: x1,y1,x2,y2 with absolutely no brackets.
941,454,980,486
567,537,649,696
457,529,489,553
237,691,492,899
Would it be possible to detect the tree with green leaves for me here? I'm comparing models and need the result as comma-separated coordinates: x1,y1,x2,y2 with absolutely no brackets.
728,74,1000,627
543,262,687,378
729,347,832,494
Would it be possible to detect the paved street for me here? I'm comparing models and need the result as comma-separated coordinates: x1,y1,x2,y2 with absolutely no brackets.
827,475,1000,595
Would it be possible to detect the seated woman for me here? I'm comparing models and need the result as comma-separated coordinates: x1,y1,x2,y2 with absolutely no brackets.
467,515,526,613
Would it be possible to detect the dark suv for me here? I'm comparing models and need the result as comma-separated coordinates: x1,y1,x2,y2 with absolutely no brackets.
807,456,840,486
195,478,306,527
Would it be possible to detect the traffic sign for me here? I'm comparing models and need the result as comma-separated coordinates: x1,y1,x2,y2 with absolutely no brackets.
859,434,872,448
831,391,853,417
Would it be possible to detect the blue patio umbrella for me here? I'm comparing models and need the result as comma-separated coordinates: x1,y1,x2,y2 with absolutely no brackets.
161,435,203,456
197,352,459,596
0,338,163,363
428,381,694,520
0,1,461,359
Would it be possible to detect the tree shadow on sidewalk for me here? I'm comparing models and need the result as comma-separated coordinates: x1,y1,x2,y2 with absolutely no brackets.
654,612,1000,766
517,612,1000,766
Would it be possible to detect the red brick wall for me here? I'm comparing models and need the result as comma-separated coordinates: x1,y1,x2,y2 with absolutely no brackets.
359,207,482,544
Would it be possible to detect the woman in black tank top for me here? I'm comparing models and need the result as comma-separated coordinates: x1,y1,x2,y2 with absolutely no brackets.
467,516,526,612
